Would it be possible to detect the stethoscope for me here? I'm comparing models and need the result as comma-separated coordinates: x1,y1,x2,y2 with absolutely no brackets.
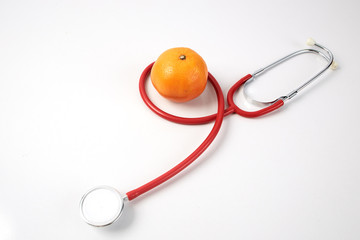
79,39,337,227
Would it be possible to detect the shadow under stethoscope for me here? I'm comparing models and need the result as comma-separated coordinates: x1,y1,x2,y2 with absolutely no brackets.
104,201,135,232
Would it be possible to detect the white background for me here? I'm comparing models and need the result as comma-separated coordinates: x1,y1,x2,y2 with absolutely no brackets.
0,0,359,239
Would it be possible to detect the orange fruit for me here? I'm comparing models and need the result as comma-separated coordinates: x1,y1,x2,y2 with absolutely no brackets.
150,47,208,102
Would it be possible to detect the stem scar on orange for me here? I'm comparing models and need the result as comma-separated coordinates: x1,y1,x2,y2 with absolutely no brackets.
150,47,208,102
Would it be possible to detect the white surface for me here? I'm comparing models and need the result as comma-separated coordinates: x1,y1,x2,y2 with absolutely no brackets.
0,0,359,239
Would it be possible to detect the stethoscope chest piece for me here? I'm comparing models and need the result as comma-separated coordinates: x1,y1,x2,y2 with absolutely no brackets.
80,186,125,227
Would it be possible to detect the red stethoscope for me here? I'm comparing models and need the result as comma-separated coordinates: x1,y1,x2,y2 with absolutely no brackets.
79,39,337,227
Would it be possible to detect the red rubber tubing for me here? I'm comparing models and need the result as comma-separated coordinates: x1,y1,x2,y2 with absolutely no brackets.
126,63,225,200
226,74,285,118
127,65,284,200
